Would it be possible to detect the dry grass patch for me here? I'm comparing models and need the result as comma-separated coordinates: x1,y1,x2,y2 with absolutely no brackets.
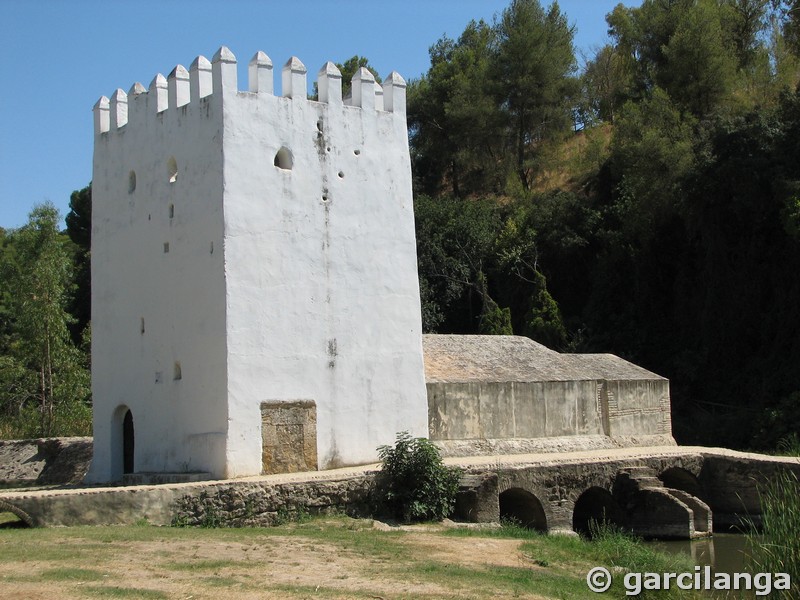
0,515,695,599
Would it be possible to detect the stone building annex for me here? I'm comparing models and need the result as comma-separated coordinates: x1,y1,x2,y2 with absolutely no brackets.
86,46,674,484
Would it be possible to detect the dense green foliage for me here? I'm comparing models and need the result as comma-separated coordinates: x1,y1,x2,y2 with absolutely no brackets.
376,432,462,523
65,186,91,344
411,0,800,449
0,201,91,438
408,1,577,197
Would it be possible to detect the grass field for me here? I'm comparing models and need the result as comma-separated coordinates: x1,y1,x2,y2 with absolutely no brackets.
0,513,701,599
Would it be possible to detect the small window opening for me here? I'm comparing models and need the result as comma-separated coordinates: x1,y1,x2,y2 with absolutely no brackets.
274,147,293,170
169,204,174,219
210,241,214,254
128,171,137,193
173,361,182,381
168,157,178,183
163,242,170,253
140,317,145,335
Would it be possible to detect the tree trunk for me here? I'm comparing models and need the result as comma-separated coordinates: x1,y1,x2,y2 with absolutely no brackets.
451,159,461,198
517,115,529,190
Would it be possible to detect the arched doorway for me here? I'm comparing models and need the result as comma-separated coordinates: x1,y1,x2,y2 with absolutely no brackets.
572,486,626,538
122,409,134,474
499,488,548,532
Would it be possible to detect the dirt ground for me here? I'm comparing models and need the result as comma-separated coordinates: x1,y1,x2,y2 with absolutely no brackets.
0,519,559,600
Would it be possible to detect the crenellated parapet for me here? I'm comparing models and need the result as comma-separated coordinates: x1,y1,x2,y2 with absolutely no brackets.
93,46,407,135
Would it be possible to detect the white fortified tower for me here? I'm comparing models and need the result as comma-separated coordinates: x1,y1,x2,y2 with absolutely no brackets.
87,47,428,482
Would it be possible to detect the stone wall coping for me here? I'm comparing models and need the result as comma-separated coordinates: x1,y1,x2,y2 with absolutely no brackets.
2,445,797,504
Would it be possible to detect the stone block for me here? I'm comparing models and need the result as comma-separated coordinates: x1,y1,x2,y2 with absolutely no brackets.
261,400,318,475
454,473,499,523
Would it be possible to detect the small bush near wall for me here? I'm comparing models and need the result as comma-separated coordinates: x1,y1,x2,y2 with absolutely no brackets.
376,431,461,523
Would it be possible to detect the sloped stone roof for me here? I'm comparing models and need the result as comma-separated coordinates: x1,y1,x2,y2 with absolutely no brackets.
422,334,665,384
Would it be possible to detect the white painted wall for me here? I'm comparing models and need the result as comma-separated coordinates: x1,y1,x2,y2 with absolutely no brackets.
88,59,229,482
221,56,428,475
88,48,428,482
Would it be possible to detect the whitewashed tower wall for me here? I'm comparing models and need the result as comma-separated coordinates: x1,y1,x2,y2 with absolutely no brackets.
88,46,428,482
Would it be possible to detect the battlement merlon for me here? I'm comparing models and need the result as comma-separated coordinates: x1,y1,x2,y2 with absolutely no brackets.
249,51,273,94
92,46,408,135
168,65,190,109
110,89,127,129
318,62,342,105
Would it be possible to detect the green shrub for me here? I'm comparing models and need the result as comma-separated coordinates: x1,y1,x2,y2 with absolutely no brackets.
376,431,461,523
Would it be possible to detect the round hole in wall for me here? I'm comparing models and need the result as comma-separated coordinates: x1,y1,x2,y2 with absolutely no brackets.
274,147,293,170
338,171,344,179
167,157,178,183
353,149,361,156
128,170,136,193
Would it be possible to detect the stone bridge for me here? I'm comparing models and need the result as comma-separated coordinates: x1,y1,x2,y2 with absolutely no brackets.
0,446,798,540
453,446,800,539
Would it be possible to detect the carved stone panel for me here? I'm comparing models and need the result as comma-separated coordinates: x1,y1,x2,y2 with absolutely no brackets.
260,400,317,474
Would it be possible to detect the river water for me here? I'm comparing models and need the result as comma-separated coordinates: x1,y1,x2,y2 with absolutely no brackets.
646,534,770,598
649,534,755,573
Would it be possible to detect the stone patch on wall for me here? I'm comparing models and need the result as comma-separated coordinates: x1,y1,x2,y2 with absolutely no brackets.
0,438,93,487
261,400,318,475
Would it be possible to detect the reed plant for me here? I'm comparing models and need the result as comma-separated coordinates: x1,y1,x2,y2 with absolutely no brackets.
747,470,800,599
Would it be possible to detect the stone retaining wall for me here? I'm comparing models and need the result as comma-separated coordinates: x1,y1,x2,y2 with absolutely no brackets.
0,470,378,528
171,475,376,527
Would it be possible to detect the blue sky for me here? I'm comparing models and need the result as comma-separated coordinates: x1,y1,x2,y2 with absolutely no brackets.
1,0,640,229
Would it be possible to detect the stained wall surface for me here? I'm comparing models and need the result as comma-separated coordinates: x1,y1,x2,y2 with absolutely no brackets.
424,335,672,445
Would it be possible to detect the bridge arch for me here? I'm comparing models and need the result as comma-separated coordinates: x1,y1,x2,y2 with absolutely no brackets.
0,499,34,528
572,486,626,538
659,467,703,499
499,488,547,532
